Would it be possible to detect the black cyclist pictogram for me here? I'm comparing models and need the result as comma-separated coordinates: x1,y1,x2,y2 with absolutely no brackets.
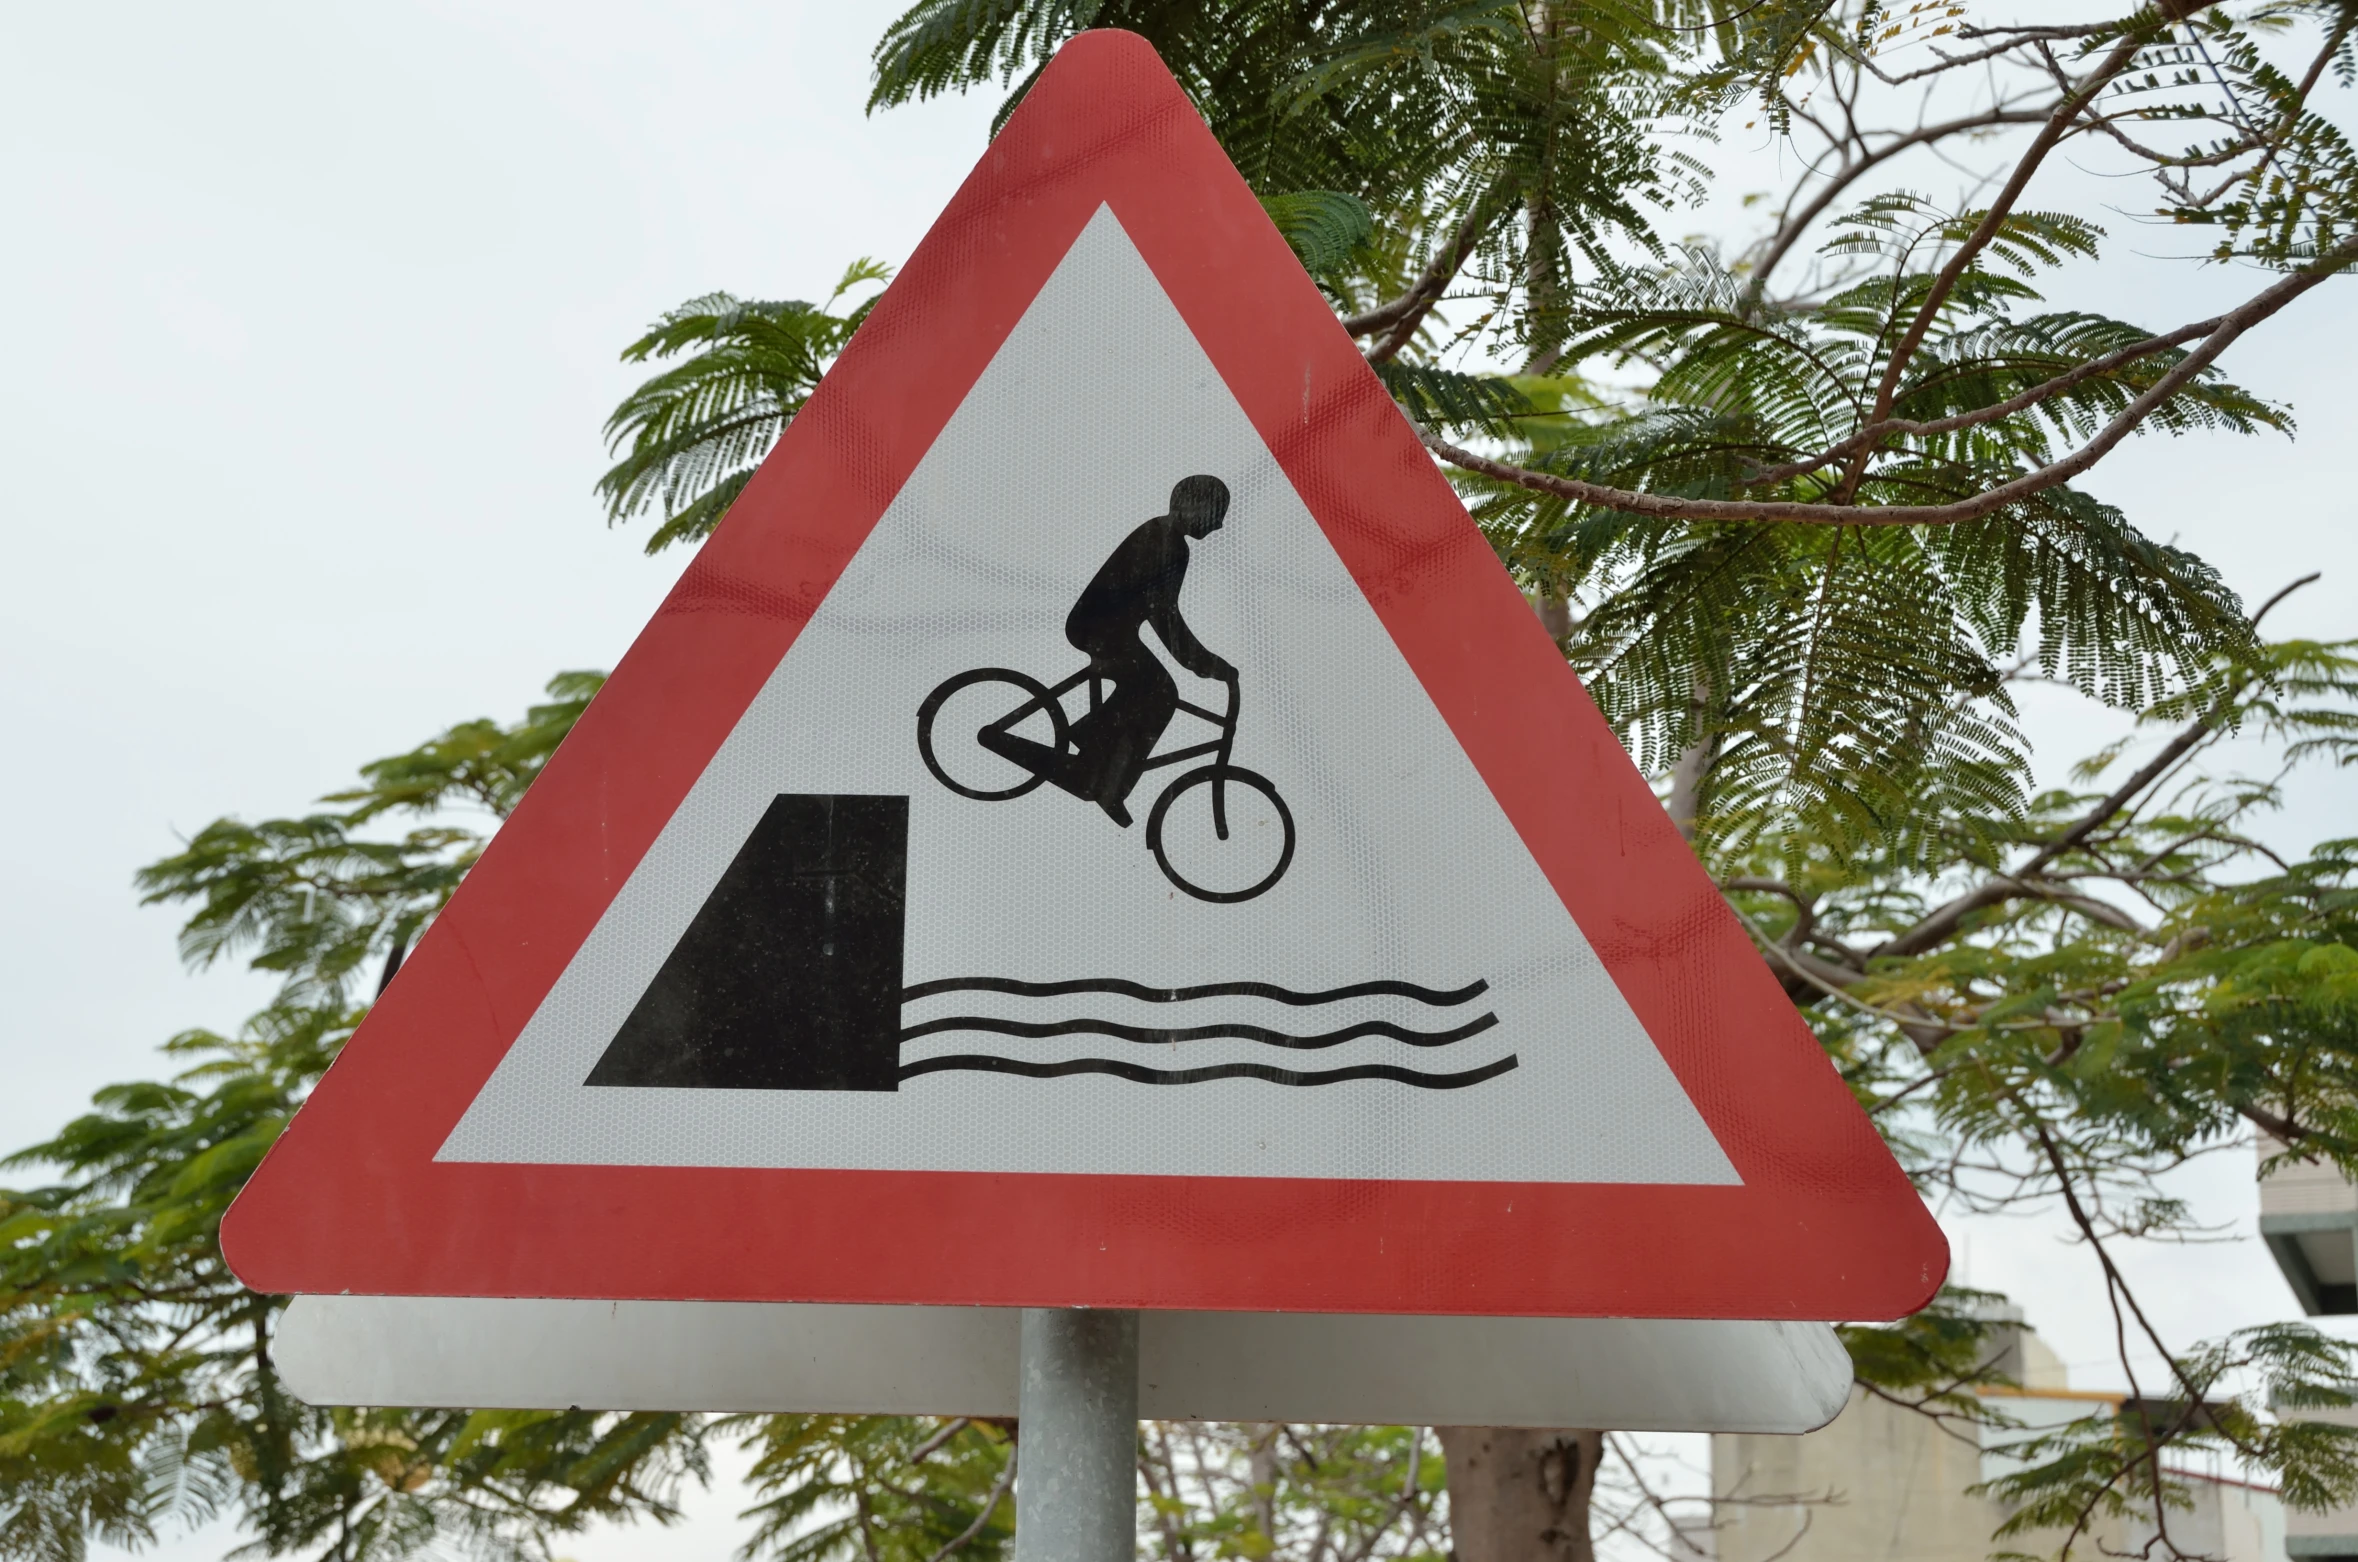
917,474,1296,903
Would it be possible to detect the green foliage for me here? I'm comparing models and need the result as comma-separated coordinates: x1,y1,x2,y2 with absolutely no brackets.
1972,1324,2358,1553
1719,630,2358,1545
328,673,604,823
1369,362,1530,437
855,0,2323,889
870,0,1683,353
1,679,731,1562
1840,641,2358,1163
1259,190,1374,280
599,268,887,553
624,0,1691,551
2108,832,2358,1163
871,0,1678,241
1140,1423,1443,1562
1466,205,2278,867
2140,10,2358,266
1839,1286,2020,1427
733,1416,1016,1562
867,0,1093,123
130,675,601,1006
0,1001,709,1562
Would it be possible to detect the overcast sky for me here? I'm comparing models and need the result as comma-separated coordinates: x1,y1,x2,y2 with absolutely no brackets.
5,5,2355,1560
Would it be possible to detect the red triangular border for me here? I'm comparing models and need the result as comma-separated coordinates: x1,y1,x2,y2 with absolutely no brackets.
223,30,1946,1319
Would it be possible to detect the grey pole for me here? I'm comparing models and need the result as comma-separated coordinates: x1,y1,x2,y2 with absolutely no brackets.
1015,1308,1139,1562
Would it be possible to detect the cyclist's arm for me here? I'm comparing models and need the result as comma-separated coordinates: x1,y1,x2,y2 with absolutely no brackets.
1147,593,1232,681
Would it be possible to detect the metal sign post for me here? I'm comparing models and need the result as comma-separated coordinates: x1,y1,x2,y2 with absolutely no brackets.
1015,1310,1140,1562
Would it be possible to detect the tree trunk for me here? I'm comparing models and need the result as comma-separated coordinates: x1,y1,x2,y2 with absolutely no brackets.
1664,733,1711,843
1663,672,1717,843
1248,1423,1279,1544
1462,584,1611,1562
1437,1427,1604,1562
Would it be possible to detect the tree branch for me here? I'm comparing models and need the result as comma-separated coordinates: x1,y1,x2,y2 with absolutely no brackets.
1743,313,2224,486
1419,242,2349,526
1344,205,1492,353
2237,1100,2310,1145
2032,1121,2259,1458
1751,107,2050,294
1865,27,2109,87
907,1418,970,1465
1873,572,2318,960
1842,18,2195,487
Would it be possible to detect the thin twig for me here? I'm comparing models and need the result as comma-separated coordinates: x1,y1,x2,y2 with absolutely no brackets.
1345,206,1492,347
908,1418,970,1465
921,1445,1017,1562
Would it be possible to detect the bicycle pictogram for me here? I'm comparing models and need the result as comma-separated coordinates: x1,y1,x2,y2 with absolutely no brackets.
917,664,1294,903
915,474,1295,903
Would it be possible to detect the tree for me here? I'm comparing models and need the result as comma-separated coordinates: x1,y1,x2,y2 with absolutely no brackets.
597,266,890,555
619,0,2358,1552
1743,615,2358,1554
2,680,715,1562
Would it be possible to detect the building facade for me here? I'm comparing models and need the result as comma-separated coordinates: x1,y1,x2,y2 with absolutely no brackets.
1710,1312,2288,1561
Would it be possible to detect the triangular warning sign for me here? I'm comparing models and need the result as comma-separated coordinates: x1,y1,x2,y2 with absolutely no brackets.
224,30,1946,1320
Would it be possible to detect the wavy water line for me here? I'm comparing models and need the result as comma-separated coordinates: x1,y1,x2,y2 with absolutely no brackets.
898,1054,1521,1089
900,976,1490,1007
901,1012,1499,1050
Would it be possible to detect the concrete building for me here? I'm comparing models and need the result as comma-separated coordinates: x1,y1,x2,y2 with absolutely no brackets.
2280,1403,2358,1561
1702,1142,2358,1559
2261,1137,2358,1557
1710,1309,2288,1561
2261,1136,2358,1319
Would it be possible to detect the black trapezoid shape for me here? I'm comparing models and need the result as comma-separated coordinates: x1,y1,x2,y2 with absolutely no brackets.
586,792,909,1092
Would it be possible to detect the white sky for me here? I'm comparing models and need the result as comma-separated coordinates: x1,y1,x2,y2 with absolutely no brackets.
3,5,2355,1560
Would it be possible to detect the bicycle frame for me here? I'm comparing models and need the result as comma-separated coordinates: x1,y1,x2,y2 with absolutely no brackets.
985,667,1242,840
1140,677,1240,841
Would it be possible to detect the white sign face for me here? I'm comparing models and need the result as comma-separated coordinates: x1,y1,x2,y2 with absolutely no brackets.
438,207,1733,1188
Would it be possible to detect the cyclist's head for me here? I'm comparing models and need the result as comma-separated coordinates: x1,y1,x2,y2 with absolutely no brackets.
1170,474,1230,537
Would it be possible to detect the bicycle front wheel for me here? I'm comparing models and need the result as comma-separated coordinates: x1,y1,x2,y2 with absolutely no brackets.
917,668,1069,801
1147,766,1296,904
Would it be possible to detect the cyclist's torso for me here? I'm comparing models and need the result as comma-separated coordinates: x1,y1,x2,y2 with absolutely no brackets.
1065,517,1188,654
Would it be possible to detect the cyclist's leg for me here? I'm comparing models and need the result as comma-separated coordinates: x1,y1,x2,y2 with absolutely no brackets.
979,663,1108,802
976,724,1062,778
1074,644,1175,825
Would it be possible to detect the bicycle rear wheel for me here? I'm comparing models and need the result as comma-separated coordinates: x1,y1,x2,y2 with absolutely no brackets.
1147,766,1295,903
917,669,1069,801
